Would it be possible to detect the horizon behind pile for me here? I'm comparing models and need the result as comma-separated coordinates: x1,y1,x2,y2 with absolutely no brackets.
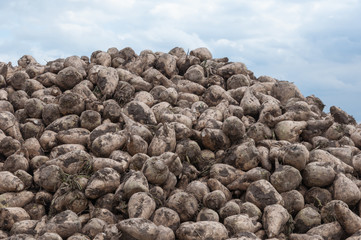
0,0,360,122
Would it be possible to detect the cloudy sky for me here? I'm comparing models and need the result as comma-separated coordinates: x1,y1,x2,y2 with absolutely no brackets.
1,0,360,121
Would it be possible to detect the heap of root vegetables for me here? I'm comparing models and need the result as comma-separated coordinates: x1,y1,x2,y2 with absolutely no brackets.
1,47,361,240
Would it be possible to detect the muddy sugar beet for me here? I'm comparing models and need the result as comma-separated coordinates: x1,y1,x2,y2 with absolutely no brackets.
0,46,360,240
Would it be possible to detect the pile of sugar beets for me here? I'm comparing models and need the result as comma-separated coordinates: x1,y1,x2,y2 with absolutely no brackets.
1,46,361,240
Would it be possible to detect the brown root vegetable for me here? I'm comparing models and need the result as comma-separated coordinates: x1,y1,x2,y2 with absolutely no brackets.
245,179,283,210
9,90,29,111
294,207,321,233
309,149,354,173
320,200,347,224
50,144,86,159
334,202,361,236
223,140,260,171
152,207,180,231
91,132,127,158
280,143,309,171
0,171,25,193
302,162,336,187
0,111,23,141
42,103,62,126
289,233,323,240
123,100,157,125
227,74,250,89
207,178,232,201
227,167,270,191
148,123,176,156
126,134,148,155
281,190,305,215
0,136,21,157
45,114,79,132
306,221,345,240
247,122,273,143
351,128,361,149
91,51,111,67
305,187,331,209
217,62,248,79
203,190,226,210
0,207,30,231
195,208,218,222
166,191,198,222
14,170,33,190
209,163,237,186
35,190,53,206
134,91,155,107
8,71,29,90
222,116,246,142
272,81,304,104
203,85,237,107
239,202,262,221
122,112,153,143
128,153,148,171
122,170,149,199
39,130,57,152
20,118,45,140
3,154,29,173
162,172,177,197
241,88,261,117
33,165,62,192
155,53,178,78
270,165,302,193
24,98,44,119
0,191,33,208
56,128,90,146
190,47,212,61
142,157,169,185
55,66,83,90
89,122,121,143
185,180,210,202
176,221,228,240
81,218,106,239
128,192,156,219
45,210,82,238
103,99,122,122
274,120,307,143
85,167,120,199
224,214,262,236
96,67,119,98
92,157,125,173
117,218,159,240
325,146,354,166
158,87,178,105
90,207,117,225
58,92,85,115
170,122,193,140
80,110,102,131
219,201,241,219
195,108,222,130
67,233,91,240
156,225,175,240
113,81,136,106
201,128,230,151
262,204,290,238
23,203,46,220
72,82,97,102
333,173,361,205
10,219,38,236
50,185,88,214
23,137,43,159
